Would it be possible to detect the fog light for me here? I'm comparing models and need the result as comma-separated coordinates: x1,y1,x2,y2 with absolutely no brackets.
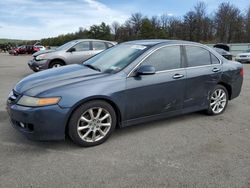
19,122,25,128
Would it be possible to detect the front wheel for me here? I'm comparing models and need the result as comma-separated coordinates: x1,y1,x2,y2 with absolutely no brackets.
68,100,117,147
49,60,64,68
206,85,229,115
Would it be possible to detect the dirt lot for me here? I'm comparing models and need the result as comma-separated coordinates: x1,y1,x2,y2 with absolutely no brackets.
0,53,250,188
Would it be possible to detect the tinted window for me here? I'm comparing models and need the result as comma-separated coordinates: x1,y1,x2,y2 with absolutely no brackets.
106,43,114,48
186,46,211,67
210,53,220,64
93,42,106,50
142,46,181,71
74,42,90,51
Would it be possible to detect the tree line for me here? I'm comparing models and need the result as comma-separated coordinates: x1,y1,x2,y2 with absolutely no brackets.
40,2,250,46
1,1,250,50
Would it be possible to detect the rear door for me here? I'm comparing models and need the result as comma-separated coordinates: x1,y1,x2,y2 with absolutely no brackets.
91,41,107,56
183,45,222,109
125,45,186,120
65,41,91,64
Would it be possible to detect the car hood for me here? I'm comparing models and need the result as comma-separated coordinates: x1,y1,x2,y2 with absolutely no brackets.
14,64,107,96
32,49,56,56
237,53,250,56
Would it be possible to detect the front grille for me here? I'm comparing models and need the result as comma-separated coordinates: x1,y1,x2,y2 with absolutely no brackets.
7,90,20,104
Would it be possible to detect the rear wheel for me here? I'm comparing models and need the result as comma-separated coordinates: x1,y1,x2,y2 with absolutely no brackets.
49,60,64,68
68,100,116,147
207,85,228,115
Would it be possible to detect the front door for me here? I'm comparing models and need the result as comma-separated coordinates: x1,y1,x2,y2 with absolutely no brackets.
66,41,92,64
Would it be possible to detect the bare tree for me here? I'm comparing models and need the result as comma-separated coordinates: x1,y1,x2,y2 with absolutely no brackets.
183,11,196,41
194,1,207,41
245,7,250,42
111,21,120,40
128,13,144,36
160,14,169,29
215,2,243,43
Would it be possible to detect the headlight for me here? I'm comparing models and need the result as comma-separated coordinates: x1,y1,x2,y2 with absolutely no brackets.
35,54,48,61
17,95,60,107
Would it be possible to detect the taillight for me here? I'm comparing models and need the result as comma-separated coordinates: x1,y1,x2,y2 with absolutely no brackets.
240,68,244,77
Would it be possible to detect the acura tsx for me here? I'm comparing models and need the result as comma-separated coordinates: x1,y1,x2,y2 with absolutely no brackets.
6,40,243,147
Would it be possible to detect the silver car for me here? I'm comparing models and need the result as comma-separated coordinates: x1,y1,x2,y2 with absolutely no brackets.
235,48,250,63
28,39,117,72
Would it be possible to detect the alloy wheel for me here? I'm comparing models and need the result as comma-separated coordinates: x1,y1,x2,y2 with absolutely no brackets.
77,107,112,143
210,88,227,114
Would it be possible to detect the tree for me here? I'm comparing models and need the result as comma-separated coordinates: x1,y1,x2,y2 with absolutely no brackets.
32,2,249,46
183,11,196,41
111,21,120,40
140,18,155,39
245,7,250,42
128,13,143,37
215,2,243,43
88,22,112,40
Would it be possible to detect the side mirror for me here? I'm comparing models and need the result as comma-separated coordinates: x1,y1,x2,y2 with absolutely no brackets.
68,47,76,53
136,65,156,75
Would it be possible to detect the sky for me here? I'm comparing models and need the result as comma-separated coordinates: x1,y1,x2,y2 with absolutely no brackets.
0,0,249,40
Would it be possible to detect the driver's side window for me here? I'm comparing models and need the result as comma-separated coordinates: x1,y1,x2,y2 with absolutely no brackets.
142,46,181,71
73,42,90,52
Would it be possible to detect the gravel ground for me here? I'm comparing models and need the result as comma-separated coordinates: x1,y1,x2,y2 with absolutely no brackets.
0,53,250,188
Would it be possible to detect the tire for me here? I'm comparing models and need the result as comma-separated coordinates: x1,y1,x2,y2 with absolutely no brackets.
206,84,229,115
68,100,117,147
49,60,64,68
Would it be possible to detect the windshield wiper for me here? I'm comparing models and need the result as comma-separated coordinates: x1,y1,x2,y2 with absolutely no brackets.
84,64,101,72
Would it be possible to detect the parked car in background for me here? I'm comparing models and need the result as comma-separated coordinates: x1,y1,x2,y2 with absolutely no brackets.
34,45,46,51
213,43,232,60
9,45,40,55
235,48,250,63
214,47,233,60
7,40,243,147
28,39,117,72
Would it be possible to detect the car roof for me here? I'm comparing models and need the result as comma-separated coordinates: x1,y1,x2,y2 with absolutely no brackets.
70,39,115,43
123,39,201,47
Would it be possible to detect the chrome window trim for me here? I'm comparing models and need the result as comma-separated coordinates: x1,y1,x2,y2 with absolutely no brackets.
127,43,222,77
183,44,222,66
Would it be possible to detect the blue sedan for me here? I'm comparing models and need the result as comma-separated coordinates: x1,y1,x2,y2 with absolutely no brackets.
6,40,243,147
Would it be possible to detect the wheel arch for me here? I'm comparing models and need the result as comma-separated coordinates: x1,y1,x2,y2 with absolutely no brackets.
49,58,66,67
217,82,232,100
65,96,122,135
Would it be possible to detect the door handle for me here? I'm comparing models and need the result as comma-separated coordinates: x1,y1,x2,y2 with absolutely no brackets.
172,74,184,79
212,67,220,72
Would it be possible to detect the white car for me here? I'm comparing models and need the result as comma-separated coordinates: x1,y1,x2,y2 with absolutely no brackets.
235,49,250,63
35,45,46,51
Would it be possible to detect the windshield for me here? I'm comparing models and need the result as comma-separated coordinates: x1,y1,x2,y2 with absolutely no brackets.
83,44,149,73
56,41,78,51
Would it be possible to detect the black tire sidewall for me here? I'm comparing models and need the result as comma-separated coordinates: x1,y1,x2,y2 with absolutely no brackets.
207,85,229,115
49,60,64,68
68,100,117,147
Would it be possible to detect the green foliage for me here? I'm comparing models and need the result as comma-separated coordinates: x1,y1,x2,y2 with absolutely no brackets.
1,2,250,49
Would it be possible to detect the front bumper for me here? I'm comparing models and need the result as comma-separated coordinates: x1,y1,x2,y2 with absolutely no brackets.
6,102,70,141
28,59,50,72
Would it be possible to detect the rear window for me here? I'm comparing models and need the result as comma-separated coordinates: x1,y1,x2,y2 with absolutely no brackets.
92,42,106,50
210,53,220,64
186,46,211,67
